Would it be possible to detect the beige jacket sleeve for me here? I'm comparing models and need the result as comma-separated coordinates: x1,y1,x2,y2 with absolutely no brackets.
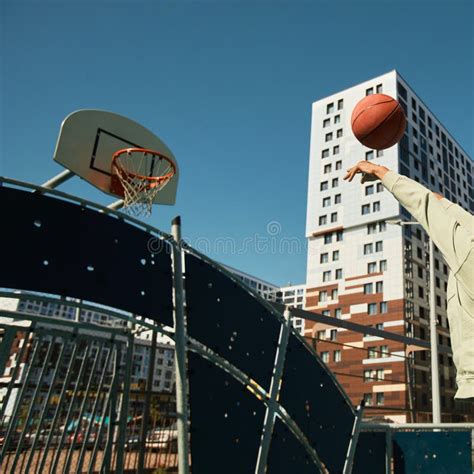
382,171,474,290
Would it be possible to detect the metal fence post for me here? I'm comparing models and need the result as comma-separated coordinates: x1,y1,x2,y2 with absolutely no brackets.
171,216,190,474
255,307,291,473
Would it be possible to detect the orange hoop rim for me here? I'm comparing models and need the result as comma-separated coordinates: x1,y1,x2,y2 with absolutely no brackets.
111,147,176,186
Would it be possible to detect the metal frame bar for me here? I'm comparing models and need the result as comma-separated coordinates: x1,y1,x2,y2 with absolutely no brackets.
40,169,74,189
186,340,327,471
35,336,80,474
115,329,133,473
342,401,365,474
23,339,66,473
49,341,92,473
87,352,120,474
75,341,114,473
385,428,392,474
0,176,173,240
171,216,190,474
63,341,105,473
137,322,155,473
0,335,41,464
255,307,292,473
9,336,57,473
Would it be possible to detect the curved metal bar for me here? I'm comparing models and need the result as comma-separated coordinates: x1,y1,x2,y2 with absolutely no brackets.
186,339,327,471
182,244,356,414
0,176,173,241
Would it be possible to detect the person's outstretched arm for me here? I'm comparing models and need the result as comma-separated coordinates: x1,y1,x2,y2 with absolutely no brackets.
343,161,473,283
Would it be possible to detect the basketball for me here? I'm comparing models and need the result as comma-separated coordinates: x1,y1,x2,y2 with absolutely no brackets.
351,94,406,150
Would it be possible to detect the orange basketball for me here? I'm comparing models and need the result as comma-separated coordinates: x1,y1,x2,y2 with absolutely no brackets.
351,94,406,150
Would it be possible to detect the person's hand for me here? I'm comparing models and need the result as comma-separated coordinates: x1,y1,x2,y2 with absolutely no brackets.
343,161,389,183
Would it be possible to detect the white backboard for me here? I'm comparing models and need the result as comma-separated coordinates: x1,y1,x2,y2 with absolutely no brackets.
53,110,179,205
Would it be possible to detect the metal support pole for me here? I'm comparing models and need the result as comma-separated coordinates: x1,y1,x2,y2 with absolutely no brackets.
137,324,157,473
107,199,125,210
342,401,365,474
40,169,74,189
255,307,291,473
171,216,190,474
385,428,392,474
429,236,441,423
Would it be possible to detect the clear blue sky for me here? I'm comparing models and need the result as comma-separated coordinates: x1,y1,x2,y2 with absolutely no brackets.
1,0,472,286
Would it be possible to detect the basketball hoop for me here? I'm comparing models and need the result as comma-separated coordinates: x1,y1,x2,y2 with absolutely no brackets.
111,148,176,216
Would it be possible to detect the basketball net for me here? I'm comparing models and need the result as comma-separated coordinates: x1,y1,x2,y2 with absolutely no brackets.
111,148,176,217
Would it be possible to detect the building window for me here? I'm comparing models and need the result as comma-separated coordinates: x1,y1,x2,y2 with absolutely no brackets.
365,185,374,195
376,281,384,293
368,347,377,359
323,271,331,282
373,201,381,212
334,350,342,362
323,118,330,127
332,177,339,187
332,250,339,261
336,128,343,138
321,351,329,362
320,253,329,263
335,160,342,170
327,103,334,114
375,241,383,252
366,87,374,95
319,215,327,225
364,283,374,294
319,291,328,302
324,234,332,244
362,204,370,215
334,194,342,204
317,330,326,340
337,99,344,110
364,243,373,255
368,262,377,274
330,329,337,341
376,393,384,405
363,393,373,406
376,182,384,192
320,181,328,191
363,370,372,382
336,230,343,241
322,310,330,317
335,308,342,318
322,148,330,158
376,84,383,93
379,221,386,232
325,132,333,142
335,268,343,279
418,286,424,298
331,212,338,223
380,345,389,357
367,223,377,234
331,288,338,299
324,164,332,174
380,260,387,272
334,114,341,124
366,150,374,161
322,197,331,207
333,145,340,155
376,149,384,157
368,303,377,315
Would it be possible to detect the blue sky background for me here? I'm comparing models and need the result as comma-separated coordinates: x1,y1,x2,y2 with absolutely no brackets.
1,0,472,286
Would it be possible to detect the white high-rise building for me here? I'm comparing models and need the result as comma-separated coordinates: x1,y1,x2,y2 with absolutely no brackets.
304,70,473,422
